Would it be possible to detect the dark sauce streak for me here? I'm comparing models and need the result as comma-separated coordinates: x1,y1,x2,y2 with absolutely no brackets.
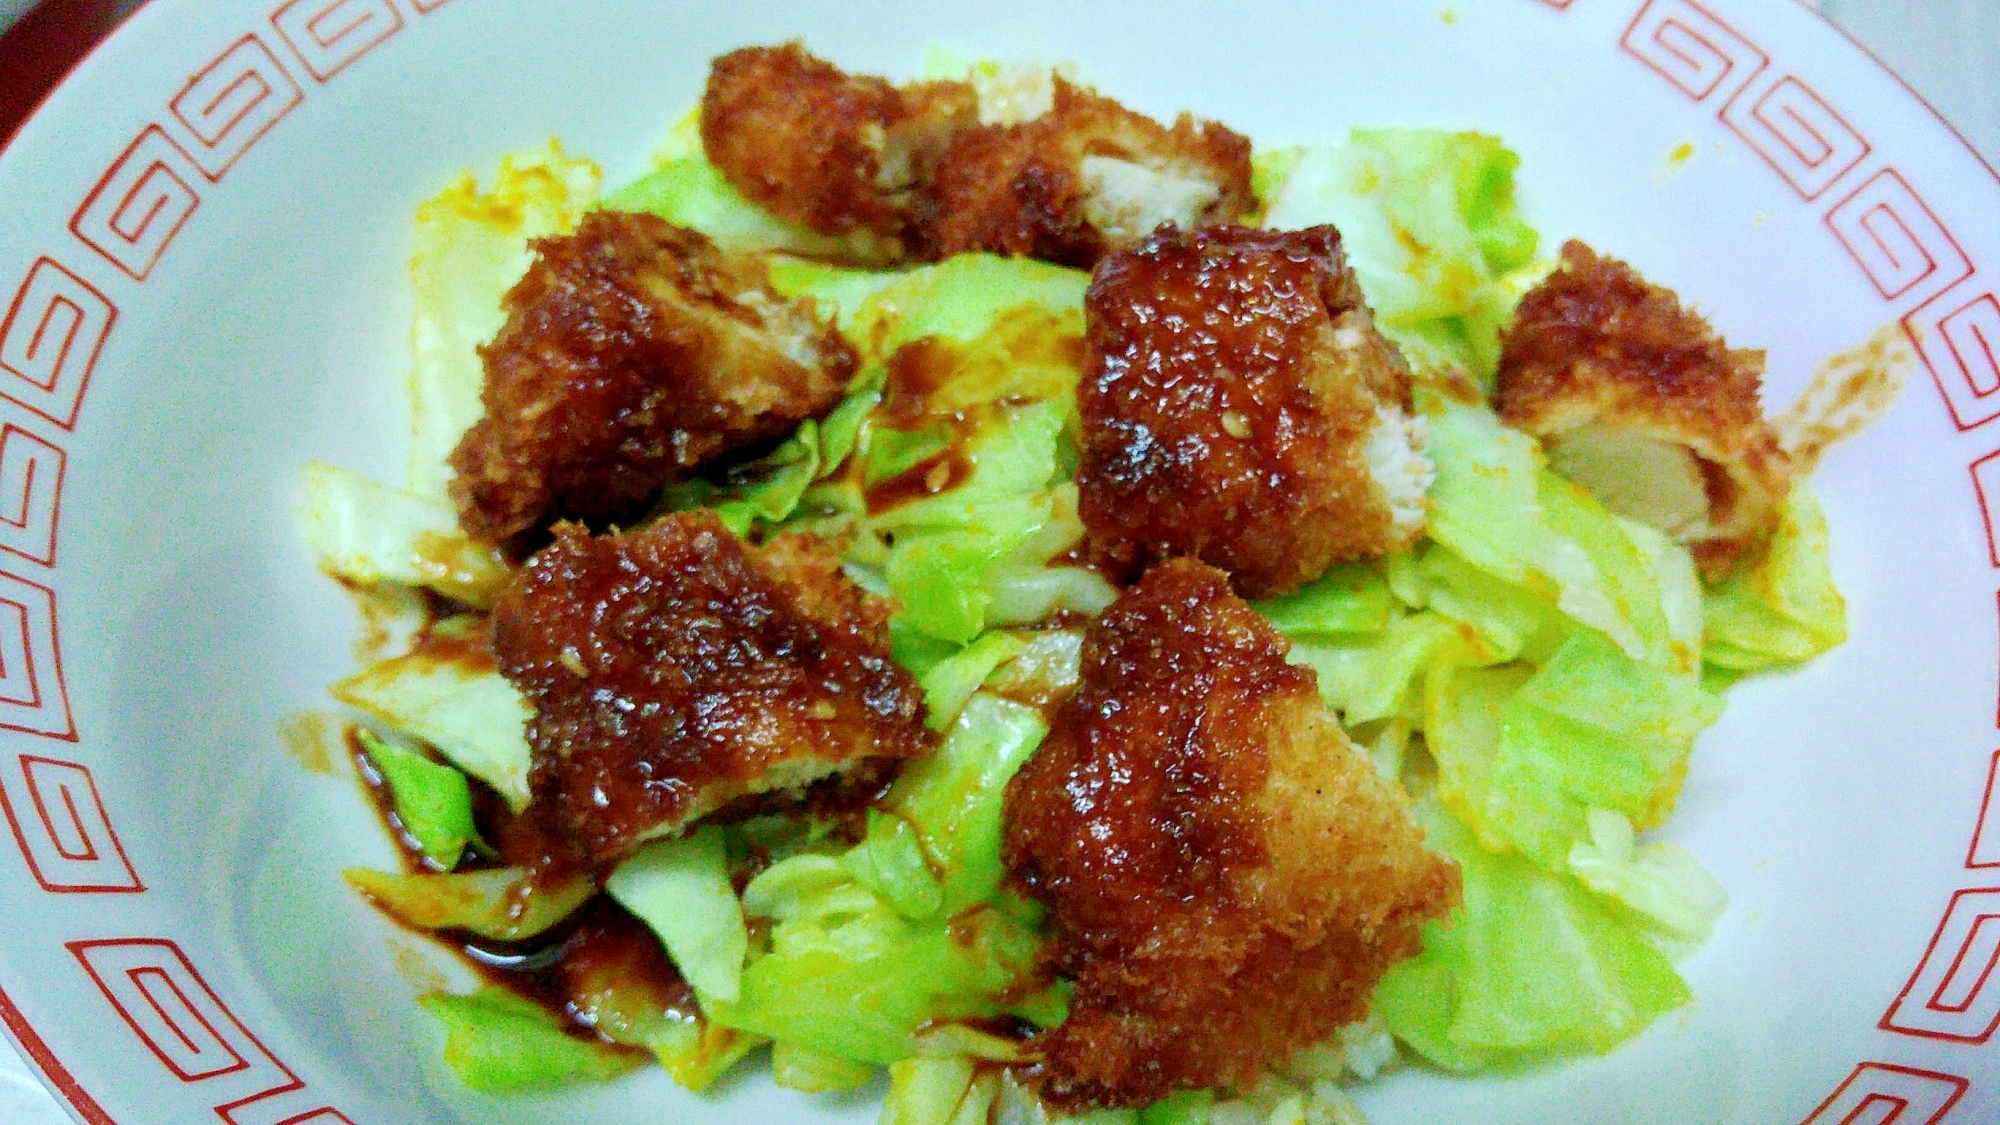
346,715,676,1049
881,337,955,430
864,449,974,513
451,897,695,1051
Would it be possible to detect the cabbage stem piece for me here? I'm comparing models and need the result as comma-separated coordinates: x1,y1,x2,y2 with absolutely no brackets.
605,827,749,1003
419,987,637,1093
345,867,591,941
333,654,533,811
302,463,509,608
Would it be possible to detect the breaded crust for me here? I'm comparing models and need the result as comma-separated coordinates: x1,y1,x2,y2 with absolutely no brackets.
448,210,855,544
1496,241,1793,577
1002,560,1460,1108
1077,224,1427,598
920,78,1255,267
492,513,931,868
701,42,977,255
699,46,1254,269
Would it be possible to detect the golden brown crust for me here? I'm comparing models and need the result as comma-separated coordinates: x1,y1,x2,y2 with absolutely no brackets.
1002,560,1460,1108
448,210,855,544
1496,241,1793,577
699,46,1254,269
920,78,1254,267
700,43,977,254
1077,224,1424,598
493,514,931,869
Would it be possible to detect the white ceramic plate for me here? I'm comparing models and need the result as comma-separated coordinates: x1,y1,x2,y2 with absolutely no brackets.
1,1,1997,1122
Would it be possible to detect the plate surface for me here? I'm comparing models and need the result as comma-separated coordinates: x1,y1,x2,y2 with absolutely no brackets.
0,1,1997,1122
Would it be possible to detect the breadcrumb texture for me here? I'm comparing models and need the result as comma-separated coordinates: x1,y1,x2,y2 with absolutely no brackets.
1001,560,1460,1109
1496,241,1793,577
492,513,931,868
1077,224,1425,598
701,42,976,259
921,77,1254,267
698,44,1253,268
448,210,855,544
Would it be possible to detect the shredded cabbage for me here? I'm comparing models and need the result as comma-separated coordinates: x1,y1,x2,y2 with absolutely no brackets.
1375,805,1692,1070
1263,129,1543,381
606,827,749,1003
356,729,479,869
1703,486,1847,675
420,987,639,1092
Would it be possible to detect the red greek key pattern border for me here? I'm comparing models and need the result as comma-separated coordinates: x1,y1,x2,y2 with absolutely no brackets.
69,938,357,1124
1798,1063,1968,1125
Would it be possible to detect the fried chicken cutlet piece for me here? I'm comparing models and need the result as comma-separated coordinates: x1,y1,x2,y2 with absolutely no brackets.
701,43,977,260
449,210,855,544
1496,241,1794,578
1002,559,1459,1108
921,77,1254,267
1077,224,1430,598
492,513,930,868
699,44,1253,268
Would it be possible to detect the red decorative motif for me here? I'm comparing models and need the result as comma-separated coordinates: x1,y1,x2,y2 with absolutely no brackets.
1967,448,2000,567
1826,168,1973,303
1910,286,2000,431
69,125,202,283
1882,887,2000,1042
271,0,406,83
0,754,140,892
1721,73,1870,201
1619,0,1768,102
1532,0,1575,8
170,34,305,182
69,939,355,1125
407,0,454,10
0,420,67,567
1798,1063,1968,1124
0,568,73,739
0,256,114,430
1970,749,2000,868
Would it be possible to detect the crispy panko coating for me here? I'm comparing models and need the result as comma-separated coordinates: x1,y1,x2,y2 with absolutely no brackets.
699,45,1253,268
1002,560,1460,1109
1497,241,1794,577
492,513,931,868
701,42,977,259
1077,224,1429,598
448,210,855,544
920,78,1254,267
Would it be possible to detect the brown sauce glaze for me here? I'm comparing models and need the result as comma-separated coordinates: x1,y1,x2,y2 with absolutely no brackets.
1076,224,1417,598
863,450,974,513
494,514,931,869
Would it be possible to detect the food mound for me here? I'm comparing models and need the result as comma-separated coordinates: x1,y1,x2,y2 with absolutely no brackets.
303,39,1854,1125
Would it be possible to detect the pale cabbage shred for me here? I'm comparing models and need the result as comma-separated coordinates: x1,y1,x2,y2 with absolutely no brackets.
304,57,1850,1125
